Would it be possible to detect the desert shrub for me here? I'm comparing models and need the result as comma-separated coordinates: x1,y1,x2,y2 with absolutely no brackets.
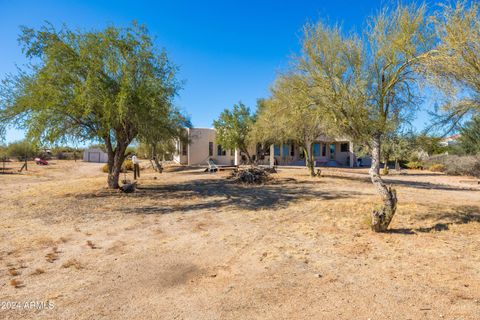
6,140,39,159
429,163,446,172
424,155,480,177
405,161,423,169
103,160,135,172
444,156,480,177
123,159,134,171
382,166,389,175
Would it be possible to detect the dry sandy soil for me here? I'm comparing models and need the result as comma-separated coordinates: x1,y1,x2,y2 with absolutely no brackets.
1,160,479,319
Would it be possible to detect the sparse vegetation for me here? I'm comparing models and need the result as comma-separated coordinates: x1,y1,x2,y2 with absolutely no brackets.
429,163,447,172
31,268,45,275
10,279,24,288
62,259,84,270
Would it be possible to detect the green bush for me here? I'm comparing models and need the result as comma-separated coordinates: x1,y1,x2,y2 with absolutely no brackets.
429,163,446,172
406,161,423,170
6,140,39,160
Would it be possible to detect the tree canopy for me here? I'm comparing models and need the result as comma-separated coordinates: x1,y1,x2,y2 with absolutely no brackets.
459,115,480,155
253,74,330,176
0,22,188,188
422,1,480,130
213,102,255,163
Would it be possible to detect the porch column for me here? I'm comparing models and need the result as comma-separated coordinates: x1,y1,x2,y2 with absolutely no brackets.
234,148,240,166
349,141,354,168
269,144,275,167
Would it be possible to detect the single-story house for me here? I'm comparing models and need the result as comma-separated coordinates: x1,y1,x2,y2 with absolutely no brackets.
83,148,108,163
174,128,356,167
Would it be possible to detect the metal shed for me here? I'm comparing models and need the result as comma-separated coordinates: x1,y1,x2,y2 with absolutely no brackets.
83,148,108,163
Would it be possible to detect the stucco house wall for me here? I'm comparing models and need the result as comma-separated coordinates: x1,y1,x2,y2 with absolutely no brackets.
174,128,356,167
174,128,236,166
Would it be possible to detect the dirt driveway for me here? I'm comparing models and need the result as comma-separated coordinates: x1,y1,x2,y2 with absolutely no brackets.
1,161,479,319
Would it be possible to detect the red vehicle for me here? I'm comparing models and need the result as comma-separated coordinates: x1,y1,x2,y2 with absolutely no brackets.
34,158,49,165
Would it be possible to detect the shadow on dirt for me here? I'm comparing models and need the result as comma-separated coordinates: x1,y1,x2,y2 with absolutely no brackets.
326,174,479,192
388,205,480,235
111,178,361,214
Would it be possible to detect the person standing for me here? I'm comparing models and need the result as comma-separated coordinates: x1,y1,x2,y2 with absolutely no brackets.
132,154,140,179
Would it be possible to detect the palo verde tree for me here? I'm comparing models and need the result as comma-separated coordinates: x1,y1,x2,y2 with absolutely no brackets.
213,102,255,164
299,3,434,231
254,74,329,177
422,1,480,130
0,22,186,189
458,115,480,155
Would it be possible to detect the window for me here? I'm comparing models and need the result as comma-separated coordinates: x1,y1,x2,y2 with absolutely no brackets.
330,143,335,160
208,142,213,156
274,145,281,156
290,143,295,156
182,142,187,156
217,145,226,156
282,144,289,157
312,143,320,157
322,143,326,157
340,143,349,152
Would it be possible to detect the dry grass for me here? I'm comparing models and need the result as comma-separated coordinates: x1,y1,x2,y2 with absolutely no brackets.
8,268,21,276
10,279,24,288
0,161,479,319
62,259,84,270
31,268,45,275
45,252,59,263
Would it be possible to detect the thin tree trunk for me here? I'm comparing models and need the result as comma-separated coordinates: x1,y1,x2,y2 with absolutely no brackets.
242,147,253,165
151,144,163,172
395,159,400,172
304,143,315,177
370,134,397,232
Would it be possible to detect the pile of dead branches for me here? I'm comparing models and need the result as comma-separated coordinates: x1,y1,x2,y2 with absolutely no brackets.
229,167,274,184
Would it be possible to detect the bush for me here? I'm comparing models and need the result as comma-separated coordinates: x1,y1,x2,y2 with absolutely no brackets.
102,160,136,173
424,155,480,177
406,161,423,169
429,163,446,172
444,156,480,177
123,159,134,171
382,166,389,175
6,140,39,160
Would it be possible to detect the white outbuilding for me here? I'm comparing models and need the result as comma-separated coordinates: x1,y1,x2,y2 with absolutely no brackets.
83,148,108,163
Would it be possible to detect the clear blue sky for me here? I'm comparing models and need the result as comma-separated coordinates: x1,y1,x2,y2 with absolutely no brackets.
0,0,432,144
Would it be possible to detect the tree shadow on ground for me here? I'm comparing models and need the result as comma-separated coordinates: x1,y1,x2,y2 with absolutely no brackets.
115,178,360,214
325,174,479,192
388,205,480,235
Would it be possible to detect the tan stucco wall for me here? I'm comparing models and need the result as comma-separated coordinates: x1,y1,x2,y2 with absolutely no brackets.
181,128,236,166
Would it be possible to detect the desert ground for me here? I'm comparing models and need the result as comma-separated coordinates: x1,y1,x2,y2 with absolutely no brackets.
1,160,479,319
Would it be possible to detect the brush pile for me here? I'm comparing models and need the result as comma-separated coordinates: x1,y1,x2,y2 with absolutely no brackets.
229,167,274,184
120,181,137,193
